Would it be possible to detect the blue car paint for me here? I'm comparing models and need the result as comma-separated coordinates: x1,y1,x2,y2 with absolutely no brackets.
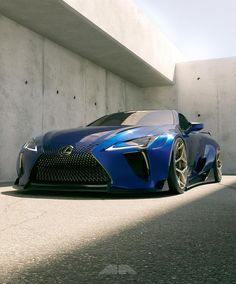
16,110,219,192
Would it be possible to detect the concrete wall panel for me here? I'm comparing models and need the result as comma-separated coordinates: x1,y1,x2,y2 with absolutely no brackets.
139,86,177,110
43,40,86,132
176,59,236,174
176,62,219,138
84,60,107,125
125,81,142,111
106,72,125,114
0,16,43,181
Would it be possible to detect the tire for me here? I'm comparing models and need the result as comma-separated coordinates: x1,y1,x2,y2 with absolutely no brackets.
213,147,222,182
168,138,188,194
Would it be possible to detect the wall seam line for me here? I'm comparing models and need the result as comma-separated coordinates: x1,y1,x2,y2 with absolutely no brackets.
41,37,45,134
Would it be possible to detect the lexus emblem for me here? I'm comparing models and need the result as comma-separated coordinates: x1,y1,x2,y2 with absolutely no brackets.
59,145,74,156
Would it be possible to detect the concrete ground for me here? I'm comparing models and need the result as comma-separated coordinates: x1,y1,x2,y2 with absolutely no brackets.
0,176,235,284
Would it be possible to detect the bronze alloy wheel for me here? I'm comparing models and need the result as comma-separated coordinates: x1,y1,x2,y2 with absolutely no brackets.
214,148,222,182
175,139,188,190
168,138,188,194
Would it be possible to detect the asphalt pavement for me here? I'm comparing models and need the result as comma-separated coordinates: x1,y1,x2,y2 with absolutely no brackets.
0,176,235,284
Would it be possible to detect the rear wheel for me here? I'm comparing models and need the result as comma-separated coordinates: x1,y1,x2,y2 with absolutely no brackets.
214,148,222,182
168,138,188,194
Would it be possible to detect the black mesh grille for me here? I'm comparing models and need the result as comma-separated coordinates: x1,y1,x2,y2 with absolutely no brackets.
30,145,111,185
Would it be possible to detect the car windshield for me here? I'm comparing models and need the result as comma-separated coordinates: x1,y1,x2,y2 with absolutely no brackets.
88,111,174,126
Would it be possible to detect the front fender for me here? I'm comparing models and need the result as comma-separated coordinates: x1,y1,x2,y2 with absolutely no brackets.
147,133,179,186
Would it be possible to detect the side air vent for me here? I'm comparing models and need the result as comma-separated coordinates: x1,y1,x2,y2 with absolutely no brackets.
124,151,150,181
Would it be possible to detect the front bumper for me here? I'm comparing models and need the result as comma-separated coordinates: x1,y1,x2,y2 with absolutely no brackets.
16,137,173,191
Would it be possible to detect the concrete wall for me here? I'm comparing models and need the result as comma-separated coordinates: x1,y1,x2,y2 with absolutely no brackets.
176,58,236,174
0,15,142,181
1,12,235,181
63,0,184,81
142,58,236,174
138,86,177,110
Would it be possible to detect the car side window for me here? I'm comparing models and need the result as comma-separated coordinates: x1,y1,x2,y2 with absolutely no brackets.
179,113,191,131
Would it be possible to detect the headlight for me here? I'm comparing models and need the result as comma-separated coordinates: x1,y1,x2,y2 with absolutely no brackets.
106,136,156,151
23,138,37,152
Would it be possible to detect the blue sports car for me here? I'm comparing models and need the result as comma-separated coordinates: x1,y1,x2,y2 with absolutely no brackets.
15,110,222,194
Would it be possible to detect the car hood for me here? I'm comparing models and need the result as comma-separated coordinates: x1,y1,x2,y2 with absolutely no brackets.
42,124,176,149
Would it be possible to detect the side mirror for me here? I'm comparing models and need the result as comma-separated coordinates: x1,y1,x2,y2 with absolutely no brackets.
185,122,204,134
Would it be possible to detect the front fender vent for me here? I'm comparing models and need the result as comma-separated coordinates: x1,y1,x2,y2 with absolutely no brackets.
124,151,150,181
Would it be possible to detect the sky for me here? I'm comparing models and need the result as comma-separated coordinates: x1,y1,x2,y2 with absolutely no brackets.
134,0,236,60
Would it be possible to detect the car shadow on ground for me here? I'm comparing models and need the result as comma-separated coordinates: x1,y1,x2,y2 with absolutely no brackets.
1,179,224,201
1,186,173,200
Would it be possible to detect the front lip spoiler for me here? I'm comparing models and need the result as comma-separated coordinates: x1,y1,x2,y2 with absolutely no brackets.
20,182,110,192
14,182,166,194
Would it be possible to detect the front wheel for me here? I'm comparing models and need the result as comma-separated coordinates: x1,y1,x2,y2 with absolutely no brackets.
214,148,222,182
168,138,188,194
